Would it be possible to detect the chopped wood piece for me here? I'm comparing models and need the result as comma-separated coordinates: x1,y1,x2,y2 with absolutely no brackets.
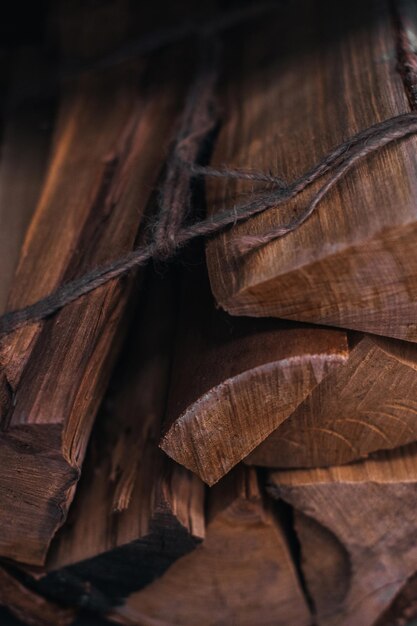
26,271,204,611
0,48,53,312
246,334,417,468
268,444,417,626
160,253,348,485
108,468,312,626
0,8,193,565
0,567,74,626
205,0,417,342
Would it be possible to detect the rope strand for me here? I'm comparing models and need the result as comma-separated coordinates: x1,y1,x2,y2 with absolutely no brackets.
2,105,417,335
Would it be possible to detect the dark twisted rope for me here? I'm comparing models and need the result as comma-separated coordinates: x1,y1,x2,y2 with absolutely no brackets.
3,2,416,336
1,110,417,336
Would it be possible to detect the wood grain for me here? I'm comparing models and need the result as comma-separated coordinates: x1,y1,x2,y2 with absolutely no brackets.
268,443,417,626
205,0,417,342
246,333,417,468
108,468,312,626
160,252,348,485
0,5,193,566
27,272,204,610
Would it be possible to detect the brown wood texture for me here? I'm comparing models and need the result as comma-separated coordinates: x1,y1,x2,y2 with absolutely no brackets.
108,468,312,626
268,444,417,626
0,6,193,566
205,0,417,342
29,272,204,611
0,48,53,312
160,252,348,485
246,333,417,468
0,567,74,626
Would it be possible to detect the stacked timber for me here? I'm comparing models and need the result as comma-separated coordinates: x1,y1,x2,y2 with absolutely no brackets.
2,1,417,626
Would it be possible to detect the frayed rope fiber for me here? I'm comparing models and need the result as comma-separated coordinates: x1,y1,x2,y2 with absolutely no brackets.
2,49,417,336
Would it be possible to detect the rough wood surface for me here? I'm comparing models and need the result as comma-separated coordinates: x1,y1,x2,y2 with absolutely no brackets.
108,468,312,626
0,48,53,312
0,5,193,566
247,334,417,468
0,567,74,626
268,444,417,626
205,0,417,342
160,253,348,485
27,272,204,611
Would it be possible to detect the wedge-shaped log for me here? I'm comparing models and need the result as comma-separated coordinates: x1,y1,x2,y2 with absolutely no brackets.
0,9,192,565
160,255,348,485
247,334,417,468
206,0,417,342
108,468,312,626
26,272,204,610
268,444,417,626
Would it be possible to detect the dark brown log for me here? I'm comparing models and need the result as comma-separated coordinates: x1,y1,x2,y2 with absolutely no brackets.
268,443,417,626
160,252,348,485
0,567,74,626
205,0,417,342
25,271,204,611
0,3,194,566
108,468,312,626
246,334,417,468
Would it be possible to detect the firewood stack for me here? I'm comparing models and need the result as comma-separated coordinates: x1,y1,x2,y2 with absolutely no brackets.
2,1,417,625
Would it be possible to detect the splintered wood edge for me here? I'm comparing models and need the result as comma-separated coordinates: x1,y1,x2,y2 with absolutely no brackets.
161,464,206,540
106,466,311,626
160,352,347,485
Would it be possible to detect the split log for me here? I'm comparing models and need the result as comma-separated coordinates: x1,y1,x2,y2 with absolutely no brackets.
26,272,204,611
160,253,348,485
0,4,193,566
108,468,312,626
268,443,417,626
246,334,417,468
0,47,53,311
205,0,417,342
0,567,74,626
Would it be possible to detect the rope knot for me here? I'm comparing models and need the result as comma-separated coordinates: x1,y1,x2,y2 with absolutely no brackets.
152,233,179,262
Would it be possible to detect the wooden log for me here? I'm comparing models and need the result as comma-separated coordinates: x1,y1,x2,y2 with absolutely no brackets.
159,252,348,485
205,0,417,342
0,3,193,566
23,271,204,611
0,567,74,626
268,443,417,626
107,468,312,626
0,48,53,312
246,333,417,468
